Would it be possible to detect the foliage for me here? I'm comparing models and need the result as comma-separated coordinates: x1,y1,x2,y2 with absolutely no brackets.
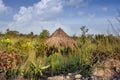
80,26,88,36
0,38,12,51
39,29,50,40
23,61,50,80
0,51,21,79
34,42,48,57
5,66,20,79
80,26,89,44
47,52,92,77
0,28,120,79
5,29,19,37
14,39,33,51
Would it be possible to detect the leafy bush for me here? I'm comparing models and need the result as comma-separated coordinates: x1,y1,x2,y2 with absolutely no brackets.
47,52,93,77
23,62,50,80
5,66,20,79
34,42,47,57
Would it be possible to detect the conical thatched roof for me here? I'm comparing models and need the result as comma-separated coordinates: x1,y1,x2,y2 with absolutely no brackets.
46,28,78,49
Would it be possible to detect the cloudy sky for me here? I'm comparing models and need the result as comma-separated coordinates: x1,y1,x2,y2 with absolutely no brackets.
0,0,120,35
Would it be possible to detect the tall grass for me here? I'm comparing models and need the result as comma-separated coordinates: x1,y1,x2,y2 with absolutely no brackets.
0,32,120,79
47,49,93,77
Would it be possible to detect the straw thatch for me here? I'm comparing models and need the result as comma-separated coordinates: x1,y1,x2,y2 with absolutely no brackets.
45,28,78,50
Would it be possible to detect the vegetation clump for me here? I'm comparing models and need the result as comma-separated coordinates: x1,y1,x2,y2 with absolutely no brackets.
0,27,120,79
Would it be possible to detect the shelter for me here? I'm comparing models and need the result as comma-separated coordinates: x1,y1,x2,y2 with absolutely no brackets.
45,28,78,55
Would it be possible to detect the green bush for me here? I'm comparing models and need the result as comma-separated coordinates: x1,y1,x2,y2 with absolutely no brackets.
23,62,50,80
47,52,93,77
5,66,20,79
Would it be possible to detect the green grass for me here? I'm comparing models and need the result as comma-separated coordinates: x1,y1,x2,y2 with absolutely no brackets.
0,33,120,79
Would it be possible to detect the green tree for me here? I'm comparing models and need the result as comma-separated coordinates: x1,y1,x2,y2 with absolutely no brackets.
39,29,50,39
80,26,89,43
80,26,88,36
27,32,34,38
5,29,19,37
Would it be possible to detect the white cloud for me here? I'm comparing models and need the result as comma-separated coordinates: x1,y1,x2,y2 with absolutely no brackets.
102,7,108,12
63,0,90,7
8,0,63,34
13,0,62,22
0,0,9,12
7,0,92,35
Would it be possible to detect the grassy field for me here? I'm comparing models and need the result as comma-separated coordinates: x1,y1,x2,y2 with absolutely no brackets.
0,27,120,80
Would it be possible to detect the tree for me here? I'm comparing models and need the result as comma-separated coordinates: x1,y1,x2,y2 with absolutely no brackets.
28,32,34,38
80,26,89,44
39,29,50,39
5,29,19,37
80,26,88,36
30,32,34,36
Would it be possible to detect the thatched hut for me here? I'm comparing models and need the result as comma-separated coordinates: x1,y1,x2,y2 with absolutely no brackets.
46,28,78,55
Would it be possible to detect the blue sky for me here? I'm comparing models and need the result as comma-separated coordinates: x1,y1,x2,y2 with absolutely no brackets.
0,0,120,35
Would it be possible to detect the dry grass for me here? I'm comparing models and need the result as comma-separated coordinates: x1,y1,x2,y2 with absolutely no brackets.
46,28,78,50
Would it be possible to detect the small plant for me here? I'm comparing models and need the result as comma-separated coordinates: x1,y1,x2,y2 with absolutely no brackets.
34,42,47,57
0,51,21,79
23,62,50,80
5,66,20,79
1,38,13,51
47,52,93,77
2,38,11,46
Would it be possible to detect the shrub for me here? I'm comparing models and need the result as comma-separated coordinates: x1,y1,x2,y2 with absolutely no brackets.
23,62,50,80
47,52,93,77
34,42,47,57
